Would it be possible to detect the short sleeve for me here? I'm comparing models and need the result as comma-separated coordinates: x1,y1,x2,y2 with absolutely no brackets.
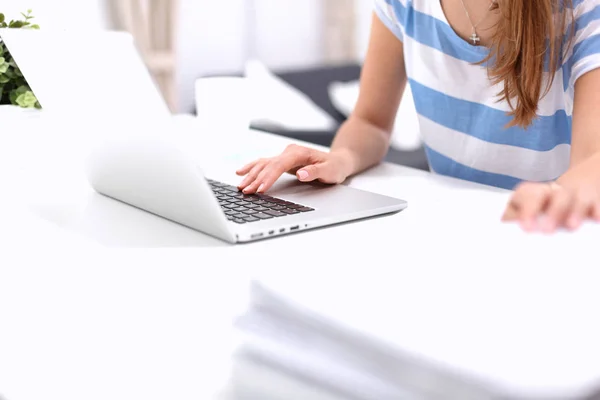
374,0,404,41
568,0,600,86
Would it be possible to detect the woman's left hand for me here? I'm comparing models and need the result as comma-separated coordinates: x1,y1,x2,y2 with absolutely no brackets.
502,157,600,233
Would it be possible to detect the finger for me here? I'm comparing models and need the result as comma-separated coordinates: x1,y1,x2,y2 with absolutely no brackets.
242,176,264,194
566,194,594,231
238,163,265,191
502,183,551,231
236,160,259,176
303,162,346,184
543,189,574,233
296,164,325,182
594,203,600,222
256,161,291,193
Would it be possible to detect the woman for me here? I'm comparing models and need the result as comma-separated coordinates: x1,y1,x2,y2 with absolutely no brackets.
237,0,600,233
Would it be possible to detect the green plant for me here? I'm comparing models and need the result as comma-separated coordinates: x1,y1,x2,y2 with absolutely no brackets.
0,9,41,109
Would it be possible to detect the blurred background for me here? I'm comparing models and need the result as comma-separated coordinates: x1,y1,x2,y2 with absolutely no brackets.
1,0,426,169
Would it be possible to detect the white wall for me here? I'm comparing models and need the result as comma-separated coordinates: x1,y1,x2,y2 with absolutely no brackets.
176,0,325,113
2,0,373,113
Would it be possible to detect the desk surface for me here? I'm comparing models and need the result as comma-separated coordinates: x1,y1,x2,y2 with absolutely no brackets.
1,113,599,400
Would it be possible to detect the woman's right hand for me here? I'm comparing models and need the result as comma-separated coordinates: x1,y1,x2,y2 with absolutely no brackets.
236,144,355,194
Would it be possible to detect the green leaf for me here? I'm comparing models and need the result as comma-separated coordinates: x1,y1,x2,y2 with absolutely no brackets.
3,68,15,79
0,22,7,28
27,9,33,15
29,24,40,30
9,20,25,29
16,90,37,108
0,14,5,23
14,85,28,96
0,74,9,84
0,62,8,75
9,89,18,104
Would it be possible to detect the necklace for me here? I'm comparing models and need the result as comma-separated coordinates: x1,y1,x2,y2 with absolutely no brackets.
459,0,496,45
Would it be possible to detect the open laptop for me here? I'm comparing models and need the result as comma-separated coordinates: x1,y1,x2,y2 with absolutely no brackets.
1,29,407,243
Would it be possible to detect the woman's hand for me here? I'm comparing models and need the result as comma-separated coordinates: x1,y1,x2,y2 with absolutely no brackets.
236,144,355,194
502,156,600,232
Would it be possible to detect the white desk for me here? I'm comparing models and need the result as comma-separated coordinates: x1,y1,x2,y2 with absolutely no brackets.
1,113,599,400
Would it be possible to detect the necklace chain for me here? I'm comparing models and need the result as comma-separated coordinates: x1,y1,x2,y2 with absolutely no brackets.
459,0,495,45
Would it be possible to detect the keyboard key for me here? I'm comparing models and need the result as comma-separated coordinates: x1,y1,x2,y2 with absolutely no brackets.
265,210,285,217
207,178,313,221
254,213,273,220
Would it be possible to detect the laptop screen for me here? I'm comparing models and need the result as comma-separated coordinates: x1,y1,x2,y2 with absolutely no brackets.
0,29,171,119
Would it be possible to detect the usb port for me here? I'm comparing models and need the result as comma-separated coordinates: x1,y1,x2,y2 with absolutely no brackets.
268,230,275,235
279,228,285,233
290,225,300,231
251,233,264,239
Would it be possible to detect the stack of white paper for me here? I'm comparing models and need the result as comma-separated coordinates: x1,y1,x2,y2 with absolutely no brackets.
230,267,600,400
231,281,495,400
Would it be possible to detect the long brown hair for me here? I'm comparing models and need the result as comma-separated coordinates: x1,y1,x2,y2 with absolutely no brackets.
483,0,574,128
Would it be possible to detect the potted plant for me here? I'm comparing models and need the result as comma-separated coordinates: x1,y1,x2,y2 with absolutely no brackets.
0,9,41,115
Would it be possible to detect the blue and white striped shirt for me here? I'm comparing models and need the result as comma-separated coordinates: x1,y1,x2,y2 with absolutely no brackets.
374,0,600,190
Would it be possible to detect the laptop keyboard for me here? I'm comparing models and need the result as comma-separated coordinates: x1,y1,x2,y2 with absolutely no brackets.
207,179,314,224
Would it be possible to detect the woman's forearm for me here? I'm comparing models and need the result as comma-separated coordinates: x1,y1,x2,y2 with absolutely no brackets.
330,115,392,177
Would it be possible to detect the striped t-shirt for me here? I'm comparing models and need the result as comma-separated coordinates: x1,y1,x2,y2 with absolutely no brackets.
374,0,600,190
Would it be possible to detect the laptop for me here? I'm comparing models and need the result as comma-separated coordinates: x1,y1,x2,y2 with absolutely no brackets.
1,29,408,243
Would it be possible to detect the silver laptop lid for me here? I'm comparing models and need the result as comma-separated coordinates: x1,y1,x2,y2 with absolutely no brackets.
0,28,171,119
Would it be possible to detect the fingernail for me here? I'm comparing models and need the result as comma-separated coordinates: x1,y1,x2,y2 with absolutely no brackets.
297,170,309,181
257,184,265,193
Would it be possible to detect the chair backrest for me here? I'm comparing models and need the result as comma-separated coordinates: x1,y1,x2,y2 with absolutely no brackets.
105,0,178,112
